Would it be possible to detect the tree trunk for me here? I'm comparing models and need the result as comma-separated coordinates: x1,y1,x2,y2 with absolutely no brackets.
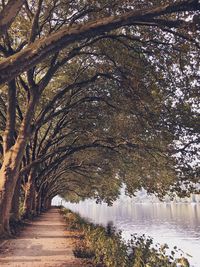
31,187,36,215
47,198,52,209
11,176,21,222
3,80,16,154
35,191,42,215
0,148,24,236
43,197,51,210
23,170,36,219
43,197,47,210
0,92,39,236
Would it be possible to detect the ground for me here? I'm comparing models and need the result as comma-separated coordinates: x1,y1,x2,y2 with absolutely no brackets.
0,208,83,267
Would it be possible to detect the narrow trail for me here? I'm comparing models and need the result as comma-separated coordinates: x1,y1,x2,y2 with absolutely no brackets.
0,208,83,267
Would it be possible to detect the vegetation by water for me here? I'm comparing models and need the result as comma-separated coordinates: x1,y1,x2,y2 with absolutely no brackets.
61,207,190,267
0,1,199,238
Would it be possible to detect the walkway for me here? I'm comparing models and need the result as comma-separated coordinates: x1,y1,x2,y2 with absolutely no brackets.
0,208,83,267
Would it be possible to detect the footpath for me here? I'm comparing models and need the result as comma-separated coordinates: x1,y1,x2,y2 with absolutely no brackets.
0,208,83,267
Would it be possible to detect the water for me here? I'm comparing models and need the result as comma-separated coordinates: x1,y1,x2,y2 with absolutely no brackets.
53,197,200,266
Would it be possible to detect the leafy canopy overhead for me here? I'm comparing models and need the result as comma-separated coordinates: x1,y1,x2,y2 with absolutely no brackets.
0,0,199,202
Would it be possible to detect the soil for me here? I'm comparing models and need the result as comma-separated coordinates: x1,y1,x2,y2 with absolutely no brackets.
0,208,84,267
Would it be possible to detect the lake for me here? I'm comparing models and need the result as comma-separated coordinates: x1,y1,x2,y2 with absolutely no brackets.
52,197,200,266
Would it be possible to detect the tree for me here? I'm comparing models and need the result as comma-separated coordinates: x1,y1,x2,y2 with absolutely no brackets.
0,0,200,84
0,0,199,236
0,0,25,37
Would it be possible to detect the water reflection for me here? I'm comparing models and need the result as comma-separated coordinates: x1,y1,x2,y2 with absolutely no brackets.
54,198,200,266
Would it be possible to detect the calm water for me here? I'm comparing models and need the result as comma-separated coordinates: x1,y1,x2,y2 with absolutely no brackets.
53,198,200,266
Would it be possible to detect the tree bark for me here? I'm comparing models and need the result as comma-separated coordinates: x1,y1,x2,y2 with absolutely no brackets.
23,170,36,218
0,0,25,37
31,186,36,215
47,198,52,209
11,176,21,222
0,148,24,236
3,80,16,154
0,92,39,236
43,197,51,210
35,191,42,215
43,197,48,210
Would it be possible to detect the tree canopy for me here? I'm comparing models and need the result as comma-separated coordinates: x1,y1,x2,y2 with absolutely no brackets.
0,0,199,235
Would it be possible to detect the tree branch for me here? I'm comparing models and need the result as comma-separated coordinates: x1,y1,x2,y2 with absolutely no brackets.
0,0,25,37
0,0,199,85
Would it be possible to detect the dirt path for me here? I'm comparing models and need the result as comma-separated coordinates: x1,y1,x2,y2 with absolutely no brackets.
0,208,83,267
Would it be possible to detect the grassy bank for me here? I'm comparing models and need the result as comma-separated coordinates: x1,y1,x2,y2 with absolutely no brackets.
60,207,190,267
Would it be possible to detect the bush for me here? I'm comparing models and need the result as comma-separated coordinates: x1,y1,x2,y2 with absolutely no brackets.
60,207,190,267
60,207,87,229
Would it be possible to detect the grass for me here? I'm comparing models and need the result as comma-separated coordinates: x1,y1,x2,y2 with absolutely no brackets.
60,207,190,267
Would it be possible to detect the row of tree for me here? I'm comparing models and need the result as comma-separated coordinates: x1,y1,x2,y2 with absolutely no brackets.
0,0,199,237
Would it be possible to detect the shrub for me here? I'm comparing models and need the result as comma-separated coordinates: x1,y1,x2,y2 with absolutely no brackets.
60,207,190,267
